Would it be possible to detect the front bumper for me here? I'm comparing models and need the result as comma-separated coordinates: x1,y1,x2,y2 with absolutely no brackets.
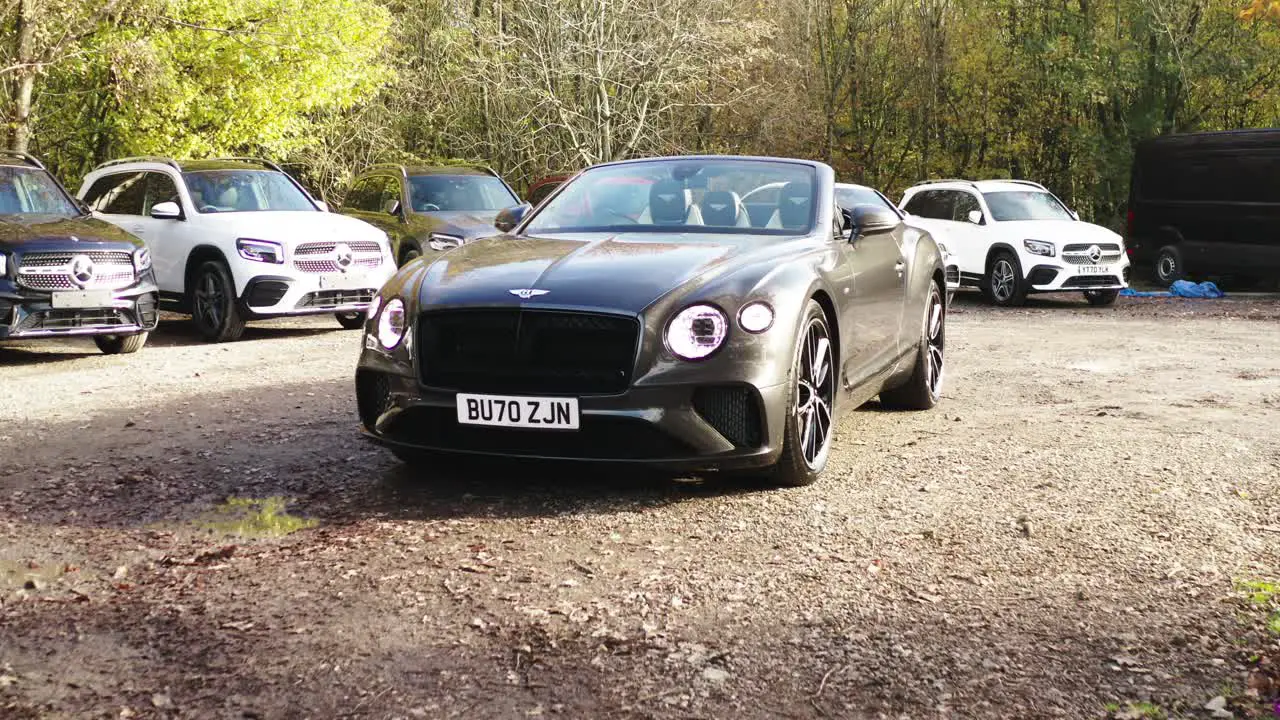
0,280,160,340
238,265,396,318
1025,257,1131,292
355,358,790,471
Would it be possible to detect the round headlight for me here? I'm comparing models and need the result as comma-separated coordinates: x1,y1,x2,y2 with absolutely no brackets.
666,304,728,360
738,302,774,333
377,298,406,349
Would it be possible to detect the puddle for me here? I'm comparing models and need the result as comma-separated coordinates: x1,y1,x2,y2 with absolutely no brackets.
186,497,317,538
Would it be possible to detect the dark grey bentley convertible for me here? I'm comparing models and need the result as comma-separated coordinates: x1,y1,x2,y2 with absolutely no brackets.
355,156,947,486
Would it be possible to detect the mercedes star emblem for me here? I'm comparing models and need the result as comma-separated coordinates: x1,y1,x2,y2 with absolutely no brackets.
509,289,550,299
69,254,95,288
1087,244,1103,263
334,243,354,271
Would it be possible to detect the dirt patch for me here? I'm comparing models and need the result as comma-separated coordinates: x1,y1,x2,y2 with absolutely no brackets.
2,304,1278,718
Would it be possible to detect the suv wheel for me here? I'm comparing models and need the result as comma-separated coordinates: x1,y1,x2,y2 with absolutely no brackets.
1084,289,1119,306
400,247,422,267
983,252,1027,307
335,312,365,330
1155,245,1184,285
94,333,148,354
191,261,246,342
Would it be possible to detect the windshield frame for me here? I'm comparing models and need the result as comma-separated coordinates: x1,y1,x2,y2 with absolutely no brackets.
0,164,84,218
981,189,1074,222
406,173,519,214
520,157,821,237
181,169,320,214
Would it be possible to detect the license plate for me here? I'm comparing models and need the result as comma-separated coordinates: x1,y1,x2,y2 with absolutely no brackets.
456,393,580,430
51,290,112,309
1077,265,1111,275
320,272,366,289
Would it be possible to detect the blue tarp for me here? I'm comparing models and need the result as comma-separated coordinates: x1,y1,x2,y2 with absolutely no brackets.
1120,280,1225,299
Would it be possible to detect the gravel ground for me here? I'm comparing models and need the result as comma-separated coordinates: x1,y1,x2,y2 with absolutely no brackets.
1,293,1278,720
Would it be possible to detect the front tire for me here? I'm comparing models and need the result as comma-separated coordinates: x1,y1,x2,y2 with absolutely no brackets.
399,247,422,267
982,252,1027,307
94,333,148,355
1084,289,1119,306
881,282,945,410
335,312,365,330
190,261,246,343
1155,245,1184,285
766,300,836,488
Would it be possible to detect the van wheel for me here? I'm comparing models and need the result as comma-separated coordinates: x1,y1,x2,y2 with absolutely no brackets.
982,252,1027,307
1155,246,1184,285
94,333,148,354
191,261,246,342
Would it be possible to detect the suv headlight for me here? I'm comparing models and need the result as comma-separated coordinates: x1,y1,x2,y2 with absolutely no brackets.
236,238,285,264
376,298,406,349
666,304,728,360
133,247,152,272
1023,239,1055,257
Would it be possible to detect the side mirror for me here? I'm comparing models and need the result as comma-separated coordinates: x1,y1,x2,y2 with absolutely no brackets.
967,209,984,225
383,198,401,216
314,200,329,212
849,205,901,240
494,203,532,233
839,207,856,239
1069,209,1080,221
150,201,181,220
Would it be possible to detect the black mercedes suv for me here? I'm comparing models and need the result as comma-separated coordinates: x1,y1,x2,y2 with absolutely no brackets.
0,151,159,354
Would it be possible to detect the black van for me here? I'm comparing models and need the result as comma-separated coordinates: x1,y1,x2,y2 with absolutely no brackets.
1127,128,1280,285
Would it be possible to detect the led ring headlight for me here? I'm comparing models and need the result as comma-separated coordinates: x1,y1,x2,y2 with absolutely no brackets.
666,304,728,360
738,302,774,333
376,298,406,349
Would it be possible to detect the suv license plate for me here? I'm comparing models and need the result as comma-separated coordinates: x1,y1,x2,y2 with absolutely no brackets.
456,393,580,430
320,272,365,289
51,290,112,309
1077,265,1111,275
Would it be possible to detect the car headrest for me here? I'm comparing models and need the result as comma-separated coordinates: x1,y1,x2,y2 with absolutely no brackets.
700,191,741,226
217,187,239,207
778,182,812,230
649,180,691,225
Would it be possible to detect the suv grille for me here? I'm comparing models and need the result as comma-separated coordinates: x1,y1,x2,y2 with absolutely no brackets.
293,241,383,273
12,308,131,333
1062,275,1121,288
17,251,135,291
296,289,376,309
418,309,639,395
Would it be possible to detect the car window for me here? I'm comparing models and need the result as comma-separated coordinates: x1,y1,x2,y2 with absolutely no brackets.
182,170,316,213
88,172,147,215
407,175,516,213
952,192,981,222
0,165,79,216
524,158,818,236
904,189,950,220
528,182,560,206
982,190,1074,221
835,185,897,214
344,177,379,212
144,172,181,215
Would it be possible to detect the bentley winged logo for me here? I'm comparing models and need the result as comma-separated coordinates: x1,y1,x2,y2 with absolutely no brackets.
509,288,550,299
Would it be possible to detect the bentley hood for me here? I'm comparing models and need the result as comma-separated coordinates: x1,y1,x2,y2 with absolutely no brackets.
0,214,144,253
415,233,794,314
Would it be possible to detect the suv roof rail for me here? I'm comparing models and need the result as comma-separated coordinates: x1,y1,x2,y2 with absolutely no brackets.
1002,179,1049,191
94,156,181,171
366,163,410,177
0,150,46,169
208,156,286,173
911,178,978,189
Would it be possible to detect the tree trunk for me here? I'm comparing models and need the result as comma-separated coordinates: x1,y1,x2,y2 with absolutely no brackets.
7,0,37,152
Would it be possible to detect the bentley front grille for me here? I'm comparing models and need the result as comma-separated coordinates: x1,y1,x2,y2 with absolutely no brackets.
417,309,640,395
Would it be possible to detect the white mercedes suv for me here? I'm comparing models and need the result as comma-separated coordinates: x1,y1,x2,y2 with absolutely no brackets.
899,179,1130,306
78,157,395,341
